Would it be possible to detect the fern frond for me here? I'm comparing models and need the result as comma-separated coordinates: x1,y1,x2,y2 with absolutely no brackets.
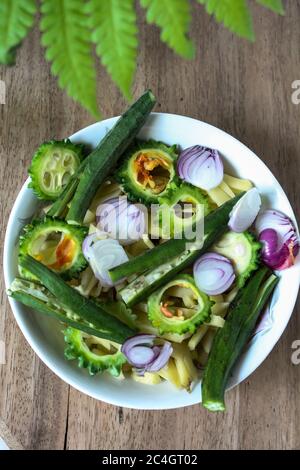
87,0,138,100
40,0,100,118
197,0,254,41
140,0,195,59
0,0,37,65
256,0,284,14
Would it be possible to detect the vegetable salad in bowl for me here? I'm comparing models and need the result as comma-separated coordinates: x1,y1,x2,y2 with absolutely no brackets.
6,91,299,411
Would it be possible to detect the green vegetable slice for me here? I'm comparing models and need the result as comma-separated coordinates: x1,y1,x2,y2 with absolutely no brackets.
14,256,136,343
64,327,127,376
47,159,88,218
66,90,156,224
118,227,228,307
148,274,211,335
110,193,244,283
102,300,137,330
158,182,212,237
19,217,88,280
8,278,134,344
28,140,84,200
201,267,278,412
212,231,261,287
116,139,178,205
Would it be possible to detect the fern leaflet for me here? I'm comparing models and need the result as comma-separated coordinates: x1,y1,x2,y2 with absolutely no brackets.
140,0,195,59
197,0,254,41
40,0,100,118
0,0,37,65
87,0,138,100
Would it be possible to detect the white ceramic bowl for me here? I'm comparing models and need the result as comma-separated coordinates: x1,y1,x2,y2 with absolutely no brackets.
4,113,300,409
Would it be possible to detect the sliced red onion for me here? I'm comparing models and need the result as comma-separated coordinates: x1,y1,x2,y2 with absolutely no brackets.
145,342,173,373
121,334,173,375
82,233,98,262
256,210,299,270
177,145,224,191
228,188,261,233
96,196,146,246
82,235,129,286
259,229,290,269
126,346,157,368
193,252,235,295
256,209,299,247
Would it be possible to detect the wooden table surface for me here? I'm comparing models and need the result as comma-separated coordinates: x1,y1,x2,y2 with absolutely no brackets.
1,1,300,451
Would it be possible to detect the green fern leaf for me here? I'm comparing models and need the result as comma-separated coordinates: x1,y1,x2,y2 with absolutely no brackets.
256,0,284,14
40,0,100,118
197,0,254,41
140,0,195,59
0,0,37,65
87,0,138,100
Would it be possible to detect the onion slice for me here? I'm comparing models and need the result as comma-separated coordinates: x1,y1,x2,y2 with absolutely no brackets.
228,188,261,232
96,196,146,246
82,233,98,261
256,209,299,270
145,342,173,373
193,252,235,295
177,145,224,191
121,334,173,375
82,234,129,286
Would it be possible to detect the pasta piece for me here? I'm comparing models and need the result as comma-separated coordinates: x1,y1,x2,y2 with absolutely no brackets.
86,336,119,352
197,346,209,367
197,301,230,354
172,343,199,391
142,234,155,249
162,332,192,343
188,325,209,351
83,209,96,225
136,313,158,335
211,302,229,317
89,180,122,213
202,329,216,354
126,236,153,257
219,181,235,198
90,282,102,298
159,358,182,389
132,371,162,385
43,204,53,214
175,358,192,390
224,174,253,192
75,266,102,297
210,294,224,303
134,302,148,314
205,315,225,328
207,186,231,206
225,286,239,303
188,301,228,350
88,224,98,235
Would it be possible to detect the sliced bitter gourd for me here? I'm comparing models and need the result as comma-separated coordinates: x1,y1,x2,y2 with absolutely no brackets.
158,183,212,237
28,140,84,200
116,139,178,205
212,231,261,287
147,274,212,335
19,217,88,280
64,327,127,376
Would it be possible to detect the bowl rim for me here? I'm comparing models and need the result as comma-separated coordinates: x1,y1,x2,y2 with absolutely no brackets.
3,111,300,409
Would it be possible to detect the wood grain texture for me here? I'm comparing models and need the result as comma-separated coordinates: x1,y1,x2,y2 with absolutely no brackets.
1,0,300,450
